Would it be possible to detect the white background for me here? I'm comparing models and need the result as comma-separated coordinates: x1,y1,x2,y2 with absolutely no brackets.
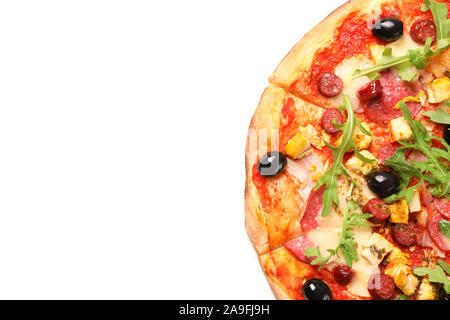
0,0,342,299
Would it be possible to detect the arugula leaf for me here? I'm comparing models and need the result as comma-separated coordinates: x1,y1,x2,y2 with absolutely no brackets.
383,148,423,204
395,294,412,300
354,0,450,81
305,200,372,269
315,95,373,217
413,265,450,294
439,218,450,238
438,259,450,275
384,102,450,199
422,0,450,50
423,108,450,125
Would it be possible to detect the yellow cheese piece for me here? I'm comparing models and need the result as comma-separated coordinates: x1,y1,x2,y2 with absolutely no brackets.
389,117,413,142
427,77,450,104
345,150,378,176
389,199,409,224
385,263,419,296
361,233,394,265
417,279,437,300
284,132,311,160
353,122,372,150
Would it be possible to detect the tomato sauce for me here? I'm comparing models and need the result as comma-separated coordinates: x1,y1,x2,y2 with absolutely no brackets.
400,0,450,27
252,164,271,208
307,13,377,96
279,98,298,150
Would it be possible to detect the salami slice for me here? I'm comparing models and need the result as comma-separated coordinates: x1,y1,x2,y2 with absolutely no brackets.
428,209,450,252
435,198,450,219
377,142,400,165
284,235,315,263
318,72,343,98
410,19,437,45
362,70,422,126
300,185,325,232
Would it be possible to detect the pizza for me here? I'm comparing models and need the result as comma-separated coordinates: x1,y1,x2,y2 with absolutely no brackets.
245,0,450,300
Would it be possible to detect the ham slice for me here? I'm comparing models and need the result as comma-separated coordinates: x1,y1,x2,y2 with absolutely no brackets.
284,235,315,263
300,185,325,232
428,209,450,252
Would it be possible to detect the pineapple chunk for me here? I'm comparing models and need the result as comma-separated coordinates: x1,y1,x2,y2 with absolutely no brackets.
427,77,450,103
345,150,378,176
387,247,410,265
298,124,324,150
385,263,419,296
408,190,421,213
389,199,409,224
389,117,413,142
417,279,437,300
361,233,394,265
284,132,311,160
353,122,372,150
369,44,385,63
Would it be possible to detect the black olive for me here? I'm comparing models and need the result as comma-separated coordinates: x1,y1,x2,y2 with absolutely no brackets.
257,151,287,177
302,279,332,300
372,17,404,42
367,171,400,198
444,125,450,145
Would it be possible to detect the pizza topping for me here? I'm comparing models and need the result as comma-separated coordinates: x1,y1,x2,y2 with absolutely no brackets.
427,77,450,103
357,80,382,102
302,279,332,300
321,109,344,134
354,0,450,82
300,185,325,232
332,265,354,285
367,273,395,300
383,103,450,201
389,199,410,224
371,17,404,42
435,197,450,219
305,201,372,269
361,233,394,265
389,117,414,142
315,95,374,217
367,171,400,198
410,19,437,45
284,235,315,264
414,260,450,294
284,132,312,160
363,198,391,223
423,107,450,125
428,210,450,252
257,151,287,177
376,142,400,165
317,72,343,98
361,69,421,126
393,222,417,247
345,150,379,176
385,263,419,296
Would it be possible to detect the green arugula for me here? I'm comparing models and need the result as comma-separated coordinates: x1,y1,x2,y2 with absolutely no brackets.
439,218,450,238
423,108,450,125
353,0,450,81
395,294,412,300
413,260,450,294
304,200,372,269
384,102,450,200
315,95,373,217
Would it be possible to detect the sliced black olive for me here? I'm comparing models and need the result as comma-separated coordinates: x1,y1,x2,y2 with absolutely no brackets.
372,17,404,42
302,279,332,300
444,125,450,145
257,151,287,177
367,171,400,198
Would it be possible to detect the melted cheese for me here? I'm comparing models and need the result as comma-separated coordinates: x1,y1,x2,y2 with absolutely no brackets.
347,227,379,297
387,35,423,57
332,55,373,110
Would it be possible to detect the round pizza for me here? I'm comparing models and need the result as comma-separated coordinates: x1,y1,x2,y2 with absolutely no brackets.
245,0,450,300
